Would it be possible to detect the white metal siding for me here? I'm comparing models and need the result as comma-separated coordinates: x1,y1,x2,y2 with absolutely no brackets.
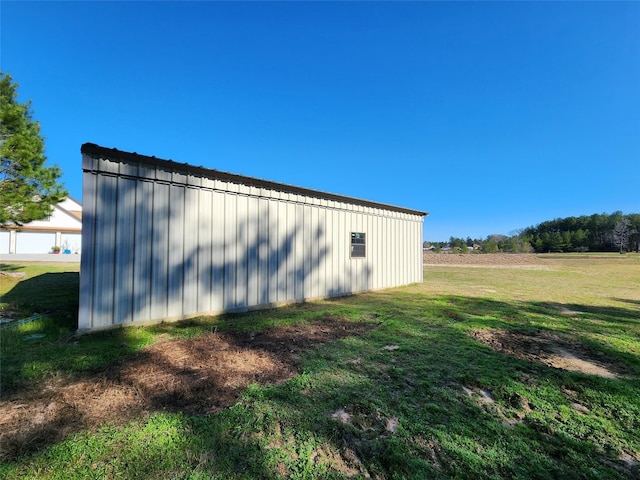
79,150,424,331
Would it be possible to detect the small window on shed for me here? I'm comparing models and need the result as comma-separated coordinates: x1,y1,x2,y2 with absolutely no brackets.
351,232,366,258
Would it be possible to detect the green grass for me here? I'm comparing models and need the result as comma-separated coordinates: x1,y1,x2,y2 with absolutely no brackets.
1,262,80,318
1,255,639,479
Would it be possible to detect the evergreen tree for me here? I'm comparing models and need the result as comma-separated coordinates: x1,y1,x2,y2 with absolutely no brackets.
0,73,67,225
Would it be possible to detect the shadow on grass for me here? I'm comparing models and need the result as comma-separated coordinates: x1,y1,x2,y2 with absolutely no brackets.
1,271,82,398
174,296,640,479
535,301,640,326
1,272,79,319
1,292,639,478
613,298,640,308
0,264,23,272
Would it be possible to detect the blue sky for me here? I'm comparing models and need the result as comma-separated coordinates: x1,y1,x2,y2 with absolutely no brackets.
2,1,639,242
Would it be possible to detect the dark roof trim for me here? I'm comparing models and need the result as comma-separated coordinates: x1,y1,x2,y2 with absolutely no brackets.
81,143,428,217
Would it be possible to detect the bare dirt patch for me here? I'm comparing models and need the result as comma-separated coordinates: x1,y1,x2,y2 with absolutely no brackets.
0,317,375,461
424,253,550,269
471,329,626,378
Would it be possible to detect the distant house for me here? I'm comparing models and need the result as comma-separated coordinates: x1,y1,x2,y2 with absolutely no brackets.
0,197,82,254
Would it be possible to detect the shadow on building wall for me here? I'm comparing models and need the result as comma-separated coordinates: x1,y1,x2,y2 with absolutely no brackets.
81,176,371,329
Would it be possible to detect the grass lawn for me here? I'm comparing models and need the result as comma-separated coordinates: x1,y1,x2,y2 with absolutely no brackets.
1,255,639,479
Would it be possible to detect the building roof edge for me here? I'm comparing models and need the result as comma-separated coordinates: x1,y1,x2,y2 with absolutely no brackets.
81,143,428,217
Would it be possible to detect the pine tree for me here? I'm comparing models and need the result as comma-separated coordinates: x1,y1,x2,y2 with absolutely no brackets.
0,72,67,225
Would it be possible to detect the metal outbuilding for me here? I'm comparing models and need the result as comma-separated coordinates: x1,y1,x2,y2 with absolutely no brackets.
78,143,427,332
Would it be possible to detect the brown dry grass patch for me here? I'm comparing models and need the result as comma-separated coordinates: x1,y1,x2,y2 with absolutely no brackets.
424,253,551,269
471,329,629,378
0,317,374,461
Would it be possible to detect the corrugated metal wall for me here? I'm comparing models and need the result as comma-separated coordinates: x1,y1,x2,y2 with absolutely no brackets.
79,147,425,331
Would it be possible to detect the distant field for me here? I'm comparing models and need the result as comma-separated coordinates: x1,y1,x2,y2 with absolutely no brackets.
1,256,639,479
424,251,640,266
424,252,549,268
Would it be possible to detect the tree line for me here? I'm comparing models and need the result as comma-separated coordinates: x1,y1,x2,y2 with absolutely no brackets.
426,212,640,254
